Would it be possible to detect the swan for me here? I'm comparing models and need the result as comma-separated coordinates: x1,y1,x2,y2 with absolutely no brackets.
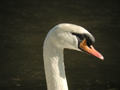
43,23,104,90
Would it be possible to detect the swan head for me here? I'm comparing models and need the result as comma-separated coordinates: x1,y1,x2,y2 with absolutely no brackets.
45,23,104,60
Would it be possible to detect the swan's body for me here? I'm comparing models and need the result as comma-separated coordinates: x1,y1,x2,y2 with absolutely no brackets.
43,23,104,90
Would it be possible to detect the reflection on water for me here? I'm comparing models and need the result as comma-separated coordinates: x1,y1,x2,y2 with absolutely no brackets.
0,0,120,90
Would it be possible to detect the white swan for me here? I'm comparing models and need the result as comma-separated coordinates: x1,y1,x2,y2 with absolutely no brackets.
43,23,104,90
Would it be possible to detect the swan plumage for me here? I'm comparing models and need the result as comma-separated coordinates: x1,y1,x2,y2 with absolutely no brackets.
43,23,104,90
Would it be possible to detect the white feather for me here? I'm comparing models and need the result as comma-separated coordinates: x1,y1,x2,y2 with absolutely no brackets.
43,23,94,90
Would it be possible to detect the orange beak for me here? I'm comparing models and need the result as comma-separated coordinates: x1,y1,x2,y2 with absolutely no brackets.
80,39,104,60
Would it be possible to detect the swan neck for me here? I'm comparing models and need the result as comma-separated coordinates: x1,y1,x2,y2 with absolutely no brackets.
43,41,68,90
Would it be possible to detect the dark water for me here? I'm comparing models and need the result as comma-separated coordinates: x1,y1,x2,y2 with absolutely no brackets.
0,0,120,90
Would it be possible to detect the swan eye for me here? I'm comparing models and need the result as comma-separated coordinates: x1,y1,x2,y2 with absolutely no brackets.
72,33,84,40
72,33,93,47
